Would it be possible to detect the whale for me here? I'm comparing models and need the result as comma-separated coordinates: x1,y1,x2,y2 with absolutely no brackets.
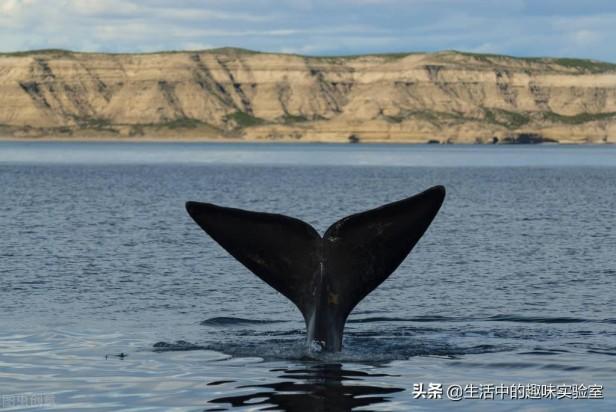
186,185,445,352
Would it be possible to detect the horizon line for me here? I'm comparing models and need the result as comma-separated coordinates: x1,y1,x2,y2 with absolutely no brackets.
1,47,615,64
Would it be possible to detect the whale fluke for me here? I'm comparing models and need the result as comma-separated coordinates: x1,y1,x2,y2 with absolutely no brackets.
186,185,445,351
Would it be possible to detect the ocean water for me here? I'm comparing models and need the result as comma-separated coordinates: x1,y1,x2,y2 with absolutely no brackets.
0,141,615,411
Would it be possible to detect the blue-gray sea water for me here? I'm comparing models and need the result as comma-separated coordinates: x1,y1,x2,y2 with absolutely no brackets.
0,141,615,411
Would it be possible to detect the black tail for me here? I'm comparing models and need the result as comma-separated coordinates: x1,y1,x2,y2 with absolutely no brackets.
186,185,445,351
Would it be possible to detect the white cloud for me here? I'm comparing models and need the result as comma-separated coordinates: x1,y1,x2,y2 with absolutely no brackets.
154,7,272,22
1,0,616,60
68,0,140,16
1,0,33,14
571,30,601,47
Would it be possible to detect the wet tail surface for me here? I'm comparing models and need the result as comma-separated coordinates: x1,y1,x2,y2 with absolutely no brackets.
186,186,446,351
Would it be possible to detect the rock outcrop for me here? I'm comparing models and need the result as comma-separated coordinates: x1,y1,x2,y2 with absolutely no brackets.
1,48,616,143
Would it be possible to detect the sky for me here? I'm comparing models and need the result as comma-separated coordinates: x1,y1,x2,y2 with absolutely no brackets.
1,0,616,61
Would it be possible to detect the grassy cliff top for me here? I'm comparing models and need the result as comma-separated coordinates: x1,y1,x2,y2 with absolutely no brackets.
2,47,615,72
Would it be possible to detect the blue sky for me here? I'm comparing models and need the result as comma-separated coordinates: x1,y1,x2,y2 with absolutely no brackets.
2,0,616,61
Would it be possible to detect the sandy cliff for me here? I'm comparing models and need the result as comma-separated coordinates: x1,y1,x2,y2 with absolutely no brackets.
1,48,616,143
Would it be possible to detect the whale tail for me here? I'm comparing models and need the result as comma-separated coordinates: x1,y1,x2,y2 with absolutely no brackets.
186,185,445,351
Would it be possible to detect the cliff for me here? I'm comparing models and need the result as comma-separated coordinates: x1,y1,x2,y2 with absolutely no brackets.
1,48,616,143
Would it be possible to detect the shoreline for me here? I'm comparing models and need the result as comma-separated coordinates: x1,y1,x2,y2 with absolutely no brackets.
0,135,615,146
0,135,609,145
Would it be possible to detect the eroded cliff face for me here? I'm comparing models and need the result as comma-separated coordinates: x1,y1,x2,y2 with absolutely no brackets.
1,48,616,143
